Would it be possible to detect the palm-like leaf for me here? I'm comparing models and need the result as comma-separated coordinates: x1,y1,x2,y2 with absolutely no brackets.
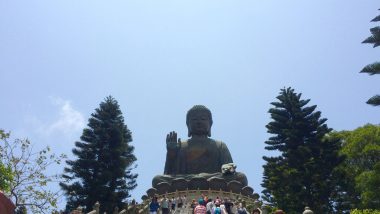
362,11,380,107
366,95,380,106
362,35,380,46
371,15,380,22
360,62,380,75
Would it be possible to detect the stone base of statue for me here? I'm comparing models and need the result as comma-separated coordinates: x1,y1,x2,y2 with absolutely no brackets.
138,174,260,213
146,171,256,197
152,172,248,189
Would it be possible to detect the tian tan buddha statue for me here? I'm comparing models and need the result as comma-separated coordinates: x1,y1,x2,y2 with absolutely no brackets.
152,105,248,189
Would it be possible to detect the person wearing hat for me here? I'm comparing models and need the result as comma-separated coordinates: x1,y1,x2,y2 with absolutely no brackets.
194,198,207,214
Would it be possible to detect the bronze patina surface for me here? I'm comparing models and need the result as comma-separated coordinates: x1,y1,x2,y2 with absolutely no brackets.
152,105,248,189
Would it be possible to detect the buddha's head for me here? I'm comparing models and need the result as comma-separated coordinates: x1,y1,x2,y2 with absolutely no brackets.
186,105,213,137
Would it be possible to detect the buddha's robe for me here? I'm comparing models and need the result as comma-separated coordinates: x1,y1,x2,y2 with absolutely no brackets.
164,139,232,174
153,138,248,187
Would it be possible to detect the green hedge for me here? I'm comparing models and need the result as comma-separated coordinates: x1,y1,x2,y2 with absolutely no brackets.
351,209,380,214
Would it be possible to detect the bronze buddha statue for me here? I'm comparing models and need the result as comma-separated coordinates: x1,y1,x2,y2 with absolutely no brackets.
152,105,248,188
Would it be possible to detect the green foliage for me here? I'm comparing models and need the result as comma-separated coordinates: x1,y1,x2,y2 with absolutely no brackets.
0,129,66,213
330,125,380,209
367,95,380,106
362,24,380,47
356,163,380,207
362,10,380,106
361,62,380,75
0,130,13,192
372,15,380,22
61,96,138,213
262,87,343,214
0,162,13,192
15,205,27,214
351,209,380,214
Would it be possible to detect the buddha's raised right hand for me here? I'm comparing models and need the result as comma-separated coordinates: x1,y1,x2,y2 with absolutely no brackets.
166,131,181,150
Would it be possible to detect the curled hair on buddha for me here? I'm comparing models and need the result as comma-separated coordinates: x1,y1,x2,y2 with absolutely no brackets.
186,105,213,137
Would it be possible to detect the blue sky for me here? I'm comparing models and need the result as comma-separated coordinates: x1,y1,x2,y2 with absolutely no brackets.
1,0,379,211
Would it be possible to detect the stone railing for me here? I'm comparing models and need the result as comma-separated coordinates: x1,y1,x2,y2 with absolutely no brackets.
148,189,259,204
139,188,260,213
67,189,260,213
69,201,143,214
67,194,314,214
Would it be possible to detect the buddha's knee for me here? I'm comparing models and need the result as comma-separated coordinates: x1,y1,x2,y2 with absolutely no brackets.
235,172,248,186
152,175,163,187
152,174,173,188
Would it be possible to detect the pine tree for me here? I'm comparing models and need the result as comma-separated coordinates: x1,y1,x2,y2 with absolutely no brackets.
361,9,380,106
261,88,342,214
60,96,137,213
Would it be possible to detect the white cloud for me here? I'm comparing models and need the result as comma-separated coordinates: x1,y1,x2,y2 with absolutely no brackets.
26,97,85,138
46,97,85,135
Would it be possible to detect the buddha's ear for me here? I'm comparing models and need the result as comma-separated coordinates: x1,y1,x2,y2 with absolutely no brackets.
187,124,192,137
208,119,213,137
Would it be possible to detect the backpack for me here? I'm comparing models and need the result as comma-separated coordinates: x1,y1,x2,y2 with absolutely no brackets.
214,207,221,214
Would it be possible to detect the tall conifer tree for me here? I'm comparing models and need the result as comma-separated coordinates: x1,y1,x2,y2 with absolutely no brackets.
60,96,137,213
262,88,342,214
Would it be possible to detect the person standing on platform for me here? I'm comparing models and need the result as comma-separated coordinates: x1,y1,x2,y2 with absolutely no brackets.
206,198,214,214
149,197,160,214
194,198,207,214
161,196,170,214
170,197,176,212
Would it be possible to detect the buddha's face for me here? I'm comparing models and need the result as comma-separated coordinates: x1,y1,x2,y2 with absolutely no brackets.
187,110,211,136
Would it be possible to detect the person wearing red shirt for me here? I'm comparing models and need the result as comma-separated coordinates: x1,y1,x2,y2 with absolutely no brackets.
194,198,207,214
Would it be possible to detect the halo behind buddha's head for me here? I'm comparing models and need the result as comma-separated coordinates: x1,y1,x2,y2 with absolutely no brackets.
186,105,213,137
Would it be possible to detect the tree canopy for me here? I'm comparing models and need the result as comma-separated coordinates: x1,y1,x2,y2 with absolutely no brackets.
60,96,138,213
0,129,65,213
329,124,380,210
262,87,343,214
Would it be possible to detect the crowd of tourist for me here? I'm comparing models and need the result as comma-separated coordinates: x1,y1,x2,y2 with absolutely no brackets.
149,194,262,214
149,195,187,214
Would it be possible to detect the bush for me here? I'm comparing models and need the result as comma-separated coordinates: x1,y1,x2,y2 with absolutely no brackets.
351,209,380,214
